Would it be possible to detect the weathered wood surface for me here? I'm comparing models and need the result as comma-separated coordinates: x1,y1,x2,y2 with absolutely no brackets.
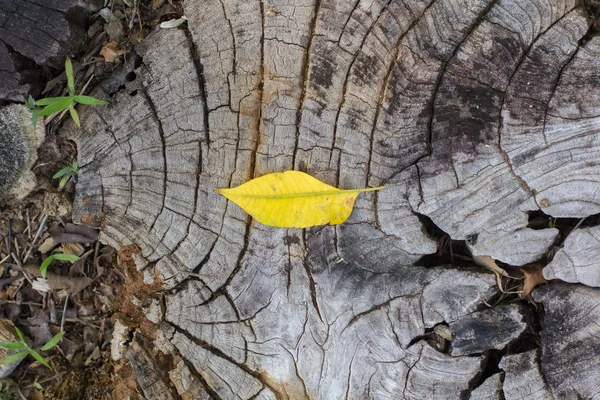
0,0,101,101
534,284,600,399
543,226,600,286
64,0,600,398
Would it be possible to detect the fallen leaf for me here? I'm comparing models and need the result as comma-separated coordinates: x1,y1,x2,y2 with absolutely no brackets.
160,16,187,28
60,242,85,257
217,171,384,228
521,267,547,298
100,41,125,63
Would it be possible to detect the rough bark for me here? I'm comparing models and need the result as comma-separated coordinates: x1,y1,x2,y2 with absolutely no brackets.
64,0,600,398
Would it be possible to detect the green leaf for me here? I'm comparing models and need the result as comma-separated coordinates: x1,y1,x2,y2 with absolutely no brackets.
72,162,78,171
65,58,75,95
34,381,43,391
39,257,53,279
69,106,80,127
37,98,73,117
35,96,72,106
59,175,69,189
50,254,80,262
73,95,107,105
0,351,29,364
29,349,51,369
0,342,26,350
14,327,25,344
32,110,39,129
27,94,36,109
53,166,74,179
41,331,64,351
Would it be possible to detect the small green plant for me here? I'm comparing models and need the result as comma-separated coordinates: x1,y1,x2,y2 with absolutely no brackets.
39,251,80,279
53,161,79,189
0,327,64,370
29,58,106,128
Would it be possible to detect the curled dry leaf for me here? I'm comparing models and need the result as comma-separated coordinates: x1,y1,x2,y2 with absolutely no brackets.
521,267,547,298
217,170,384,228
100,41,125,63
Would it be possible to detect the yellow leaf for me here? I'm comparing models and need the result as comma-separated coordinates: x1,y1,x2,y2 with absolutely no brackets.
217,171,384,228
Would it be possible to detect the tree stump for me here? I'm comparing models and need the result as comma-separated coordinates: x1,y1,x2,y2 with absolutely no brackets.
66,0,600,398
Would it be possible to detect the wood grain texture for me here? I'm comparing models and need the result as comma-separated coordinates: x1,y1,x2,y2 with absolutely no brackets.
469,372,503,400
499,350,553,400
543,226,600,286
449,304,529,356
64,0,600,397
534,284,600,399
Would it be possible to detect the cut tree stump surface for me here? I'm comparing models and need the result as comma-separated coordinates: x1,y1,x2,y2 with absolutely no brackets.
65,0,600,398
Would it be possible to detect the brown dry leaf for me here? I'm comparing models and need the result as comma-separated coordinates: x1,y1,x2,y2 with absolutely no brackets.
60,242,85,256
100,41,125,63
521,267,547,298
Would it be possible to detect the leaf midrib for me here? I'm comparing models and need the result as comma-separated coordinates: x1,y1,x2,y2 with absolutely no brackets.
220,186,384,199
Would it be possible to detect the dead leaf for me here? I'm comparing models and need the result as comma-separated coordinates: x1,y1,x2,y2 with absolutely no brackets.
521,267,547,298
60,242,85,257
100,41,125,63
217,171,384,228
25,265,92,297
38,237,56,254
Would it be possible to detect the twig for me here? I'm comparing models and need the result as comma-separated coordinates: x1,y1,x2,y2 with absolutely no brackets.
23,215,48,263
0,300,44,307
61,295,69,332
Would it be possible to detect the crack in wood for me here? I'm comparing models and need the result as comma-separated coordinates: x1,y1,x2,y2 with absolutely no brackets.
168,322,284,398
183,27,212,145
141,89,168,232
292,0,322,169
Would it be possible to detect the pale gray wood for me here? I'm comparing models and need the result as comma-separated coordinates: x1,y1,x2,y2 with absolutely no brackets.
499,350,552,400
534,284,600,399
543,226,600,286
449,304,529,356
62,0,600,398
469,372,503,400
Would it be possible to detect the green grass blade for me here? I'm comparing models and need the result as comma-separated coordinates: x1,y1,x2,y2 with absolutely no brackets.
37,98,73,117
73,95,107,105
0,342,26,350
39,256,54,279
50,254,80,262
0,350,29,364
29,349,51,369
69,106,80,127
52,167,73,179
35,96,71,106
59,175,69,189
41,331,63,351
14,327,25,344
65,58,75,95
31,110,38,129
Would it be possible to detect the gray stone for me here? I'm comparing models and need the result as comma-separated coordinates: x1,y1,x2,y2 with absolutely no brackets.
0,104,44,203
